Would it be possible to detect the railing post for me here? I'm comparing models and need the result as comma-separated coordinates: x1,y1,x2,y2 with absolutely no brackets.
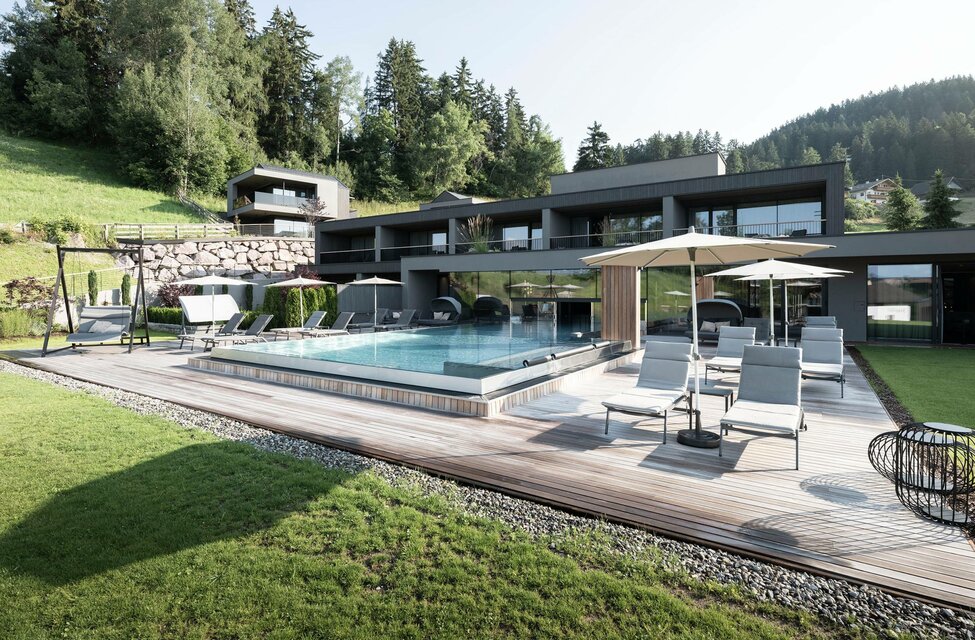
139,225,144,241
175,224,180,240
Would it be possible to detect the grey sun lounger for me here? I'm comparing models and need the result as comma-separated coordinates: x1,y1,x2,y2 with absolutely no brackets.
201,314,272,350
179,312,245,350
349,309,388,332
301,311,354,338
800,327,846,397
269,310,327,340
704,326,756,382
375,309,416,331
601,341,693,444
719,345,806,470
66,306,133,346
803,316,836,328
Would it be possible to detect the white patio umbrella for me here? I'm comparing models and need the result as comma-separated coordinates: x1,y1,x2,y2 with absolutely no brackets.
708,260,850,345
265,276,335,322
175,274,246,332
581,227,832,449
349,276,403,327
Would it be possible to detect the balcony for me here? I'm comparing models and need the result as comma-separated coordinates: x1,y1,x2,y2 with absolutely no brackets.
380,244,449,261
455,238,543,254
549,230,663,250
233,191,314,213
319,248,376,264
673,220,823,238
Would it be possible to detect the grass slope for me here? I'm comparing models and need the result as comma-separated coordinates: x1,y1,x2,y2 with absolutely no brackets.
0,239,116,284
856,345,975,427
0,372,834,639
0,134,206,225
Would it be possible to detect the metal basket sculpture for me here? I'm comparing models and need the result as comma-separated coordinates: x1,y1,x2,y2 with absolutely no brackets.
867,430,900,483
886,423,974,528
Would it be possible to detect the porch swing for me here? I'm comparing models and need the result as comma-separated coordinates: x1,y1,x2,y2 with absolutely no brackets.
41,245,151,356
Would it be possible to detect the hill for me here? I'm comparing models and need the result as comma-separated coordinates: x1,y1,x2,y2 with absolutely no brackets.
744,76,975,184
0,134,220,225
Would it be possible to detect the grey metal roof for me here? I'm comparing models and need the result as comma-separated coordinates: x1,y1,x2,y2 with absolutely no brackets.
254,164,350,190
849,178,895,192
910,177,963,197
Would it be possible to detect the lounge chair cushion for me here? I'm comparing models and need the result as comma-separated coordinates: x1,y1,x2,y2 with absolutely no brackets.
88,320,117,334
66,331,123,344
802,362,844,377
707,356,742,371
721,399,802,434
603,388,686,415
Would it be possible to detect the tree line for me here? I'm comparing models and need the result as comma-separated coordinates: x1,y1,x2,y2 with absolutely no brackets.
0,0,564,203
573,77,975,190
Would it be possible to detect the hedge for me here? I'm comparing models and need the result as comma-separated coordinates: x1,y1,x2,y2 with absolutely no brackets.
146,307,183,325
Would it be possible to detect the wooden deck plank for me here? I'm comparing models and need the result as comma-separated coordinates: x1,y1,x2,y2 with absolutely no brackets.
12,343,975,609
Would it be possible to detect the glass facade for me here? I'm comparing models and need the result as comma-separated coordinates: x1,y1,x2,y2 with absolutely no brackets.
867,264,934,341
689,198,822,236
447,269,601,336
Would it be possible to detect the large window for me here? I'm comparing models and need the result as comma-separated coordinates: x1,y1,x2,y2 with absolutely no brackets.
691,199,822,236
867,264,934,341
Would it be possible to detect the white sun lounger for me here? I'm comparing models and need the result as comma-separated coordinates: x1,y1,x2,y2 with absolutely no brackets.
704,326,756,382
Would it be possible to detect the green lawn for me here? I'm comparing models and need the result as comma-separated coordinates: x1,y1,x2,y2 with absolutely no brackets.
856,345,975,427
0,238,117,284
0,371,838,639
0,329,176,354
0,134,208,225
353,199,421,217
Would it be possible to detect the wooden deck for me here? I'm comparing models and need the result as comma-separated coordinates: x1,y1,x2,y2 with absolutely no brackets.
12,342,975,610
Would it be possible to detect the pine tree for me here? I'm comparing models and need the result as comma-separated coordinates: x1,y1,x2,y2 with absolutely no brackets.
880,176,922,231
502,87,527,150
574,121,611,171
224,0,257,37
258,7,318,160
799,146,822,165
921,169,962,228
453,57,471,107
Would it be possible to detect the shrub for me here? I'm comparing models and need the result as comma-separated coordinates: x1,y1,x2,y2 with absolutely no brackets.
87,270,98,306
120,273,132,306
155,283,194,307
0,308,45,339
3,277,53,309
28,215,96,246
238,310,260,330
844,218,861,233
146,307,183,324
261,286,286,329
0,228,15,244
243,284,253,311
460,214,493,252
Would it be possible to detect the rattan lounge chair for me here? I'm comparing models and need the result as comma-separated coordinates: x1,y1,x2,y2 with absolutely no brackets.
601,341,693,444
719,345,806,469
269,310,327,340
800,327,846,397
201,314,272,350
301,311,354,338
704,326,756,382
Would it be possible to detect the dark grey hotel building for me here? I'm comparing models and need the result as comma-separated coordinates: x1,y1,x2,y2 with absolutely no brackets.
315,153,975,344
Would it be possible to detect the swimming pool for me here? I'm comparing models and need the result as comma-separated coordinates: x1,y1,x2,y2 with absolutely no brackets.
209,323,625,395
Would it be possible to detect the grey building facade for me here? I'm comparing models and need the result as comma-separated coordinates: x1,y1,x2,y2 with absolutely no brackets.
314,154,975,344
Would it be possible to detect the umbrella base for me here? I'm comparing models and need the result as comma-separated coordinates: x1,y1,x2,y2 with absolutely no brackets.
676,428,720,449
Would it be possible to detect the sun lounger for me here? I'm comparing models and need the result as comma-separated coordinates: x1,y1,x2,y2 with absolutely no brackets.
803,316,836,328
178,312,245,350
349,308,388,332
201,314,272,350
704,326,756,382
269,310,327,340
800,327,846,397
719,345,806,470
601,341,693,444
375,309,416,331
66,306,133,346
301,311,353,338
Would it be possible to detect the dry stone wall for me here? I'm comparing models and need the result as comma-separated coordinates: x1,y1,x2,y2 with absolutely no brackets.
118,238,316,284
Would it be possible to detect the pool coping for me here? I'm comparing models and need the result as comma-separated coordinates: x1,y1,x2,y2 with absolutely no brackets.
188,347,639,417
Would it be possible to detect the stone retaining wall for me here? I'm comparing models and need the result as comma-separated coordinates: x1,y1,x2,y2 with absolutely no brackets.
118,238,315,283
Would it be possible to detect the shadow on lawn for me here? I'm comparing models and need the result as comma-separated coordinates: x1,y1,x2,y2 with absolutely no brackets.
0,440,347,585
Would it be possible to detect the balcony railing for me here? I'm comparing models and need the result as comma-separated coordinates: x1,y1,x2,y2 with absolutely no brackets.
234,192,312,211
455,237,543,254
319,248,376,264
672,220,823,238
549,229,662,250
380,244,449,261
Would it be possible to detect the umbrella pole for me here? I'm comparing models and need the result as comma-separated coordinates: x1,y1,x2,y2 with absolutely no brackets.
783,281,789,347
769,276,775,346
677,252,719,449
373,285,378,328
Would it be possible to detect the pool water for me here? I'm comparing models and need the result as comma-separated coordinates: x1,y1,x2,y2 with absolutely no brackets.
232,323,588,377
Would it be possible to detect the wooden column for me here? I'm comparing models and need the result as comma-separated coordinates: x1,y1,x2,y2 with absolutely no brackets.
601,265,640,347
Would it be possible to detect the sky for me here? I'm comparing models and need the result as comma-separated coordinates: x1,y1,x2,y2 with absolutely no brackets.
249,0,974,164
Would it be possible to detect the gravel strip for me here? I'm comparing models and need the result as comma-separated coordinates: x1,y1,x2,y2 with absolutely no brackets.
1,359,972,639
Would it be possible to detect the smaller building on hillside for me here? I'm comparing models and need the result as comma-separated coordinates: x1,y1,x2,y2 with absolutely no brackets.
226,164,352,236
420,191,488,211
849,177,898,206
910,176,964,201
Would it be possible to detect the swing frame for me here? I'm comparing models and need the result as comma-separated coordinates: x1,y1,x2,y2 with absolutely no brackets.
41,245,151,356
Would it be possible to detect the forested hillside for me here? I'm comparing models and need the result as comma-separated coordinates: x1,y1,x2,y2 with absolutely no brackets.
0,0,563,204
575,77,975,188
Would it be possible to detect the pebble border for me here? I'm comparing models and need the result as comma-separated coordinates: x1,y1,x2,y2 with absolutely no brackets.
1,358,972,639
